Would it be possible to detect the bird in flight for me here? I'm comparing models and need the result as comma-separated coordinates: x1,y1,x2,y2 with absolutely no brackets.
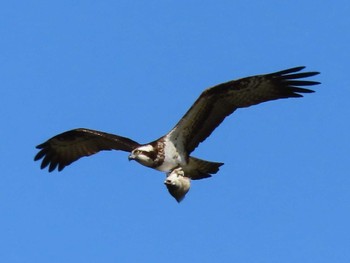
34,66,320,202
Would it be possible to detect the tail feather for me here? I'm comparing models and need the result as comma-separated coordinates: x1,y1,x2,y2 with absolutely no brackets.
184,157,224,180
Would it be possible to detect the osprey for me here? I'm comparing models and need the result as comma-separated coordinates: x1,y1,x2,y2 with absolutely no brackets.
34,66,320,202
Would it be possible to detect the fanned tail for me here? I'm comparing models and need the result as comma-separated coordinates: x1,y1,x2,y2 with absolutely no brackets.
184,157,224,180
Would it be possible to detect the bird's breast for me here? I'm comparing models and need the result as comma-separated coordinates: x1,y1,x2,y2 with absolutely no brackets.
155,139,186,172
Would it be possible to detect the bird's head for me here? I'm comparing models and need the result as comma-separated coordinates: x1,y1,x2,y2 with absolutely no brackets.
164,168,191,203
128,145,157,168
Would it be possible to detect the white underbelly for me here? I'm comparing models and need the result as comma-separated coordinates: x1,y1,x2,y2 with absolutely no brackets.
156,140,186,172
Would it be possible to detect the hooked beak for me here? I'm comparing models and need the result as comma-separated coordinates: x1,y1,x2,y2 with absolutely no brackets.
128,154,135,161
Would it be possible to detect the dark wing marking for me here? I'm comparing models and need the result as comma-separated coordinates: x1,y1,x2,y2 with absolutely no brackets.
34,128,140,172
167,66,320,154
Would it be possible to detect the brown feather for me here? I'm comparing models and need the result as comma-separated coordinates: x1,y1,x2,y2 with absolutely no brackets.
167,66,320,154
34,128,140,172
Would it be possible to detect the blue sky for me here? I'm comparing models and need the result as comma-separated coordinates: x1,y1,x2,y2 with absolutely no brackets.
1,1,349,262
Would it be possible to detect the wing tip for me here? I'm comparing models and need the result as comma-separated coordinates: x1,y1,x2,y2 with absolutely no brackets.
34,148,45,161
272,66,321,79
271,66,305,76
35,142,66,172
272,66,320,97
35,143,45,150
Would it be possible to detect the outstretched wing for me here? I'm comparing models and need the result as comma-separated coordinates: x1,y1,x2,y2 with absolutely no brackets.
167,66,320,154
34,128,140,172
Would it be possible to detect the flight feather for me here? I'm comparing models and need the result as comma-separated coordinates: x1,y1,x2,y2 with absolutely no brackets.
168,66,320,154
34,128,140,172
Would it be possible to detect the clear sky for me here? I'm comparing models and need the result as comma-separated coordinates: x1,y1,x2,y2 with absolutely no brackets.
1,1,349,262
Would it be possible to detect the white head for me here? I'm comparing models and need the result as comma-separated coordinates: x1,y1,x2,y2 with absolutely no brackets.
128,145,157,168
164,167,191,202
